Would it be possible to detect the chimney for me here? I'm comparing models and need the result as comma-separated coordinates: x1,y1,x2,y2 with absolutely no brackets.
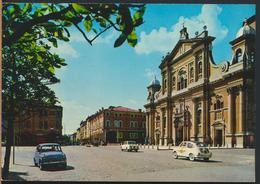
138,109,142,112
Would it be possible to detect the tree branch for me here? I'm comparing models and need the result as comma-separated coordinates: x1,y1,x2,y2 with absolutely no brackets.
90,25,112,44
73,23,92,45
5,5,73,46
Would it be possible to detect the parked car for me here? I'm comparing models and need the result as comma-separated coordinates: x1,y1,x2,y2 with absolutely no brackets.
121,141,139,152
33,143,67,170
172,141,212,161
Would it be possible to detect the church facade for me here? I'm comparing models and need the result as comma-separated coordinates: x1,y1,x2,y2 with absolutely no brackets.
144,15,255,148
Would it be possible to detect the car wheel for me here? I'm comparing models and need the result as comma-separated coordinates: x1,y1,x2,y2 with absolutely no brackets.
189,153,195,161
173,151,178,159
203,158,209,161
135,150,138,152
39,162,44,170
33,158,37,166
63,163,67,169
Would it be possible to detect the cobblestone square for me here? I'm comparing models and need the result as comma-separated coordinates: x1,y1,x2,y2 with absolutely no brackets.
2,146,255,182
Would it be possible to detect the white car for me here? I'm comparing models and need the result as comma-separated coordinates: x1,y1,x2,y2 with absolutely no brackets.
172,141,212,161
121,141,139,152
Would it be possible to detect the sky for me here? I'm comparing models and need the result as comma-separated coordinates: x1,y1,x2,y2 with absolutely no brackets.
50,4,255,135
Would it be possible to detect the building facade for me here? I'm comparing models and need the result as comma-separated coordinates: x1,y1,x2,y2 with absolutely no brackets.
144,16,255,148
78,106,146,144
14,105,63,146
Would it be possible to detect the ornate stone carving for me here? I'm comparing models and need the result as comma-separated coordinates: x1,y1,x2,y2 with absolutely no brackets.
220,61,230,72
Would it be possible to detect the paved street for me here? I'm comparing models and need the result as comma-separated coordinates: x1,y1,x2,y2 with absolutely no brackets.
2,146,255,182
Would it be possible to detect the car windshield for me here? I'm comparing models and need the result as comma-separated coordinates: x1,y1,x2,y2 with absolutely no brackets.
196,142,207,147
40,145,62,152
128,141,136,144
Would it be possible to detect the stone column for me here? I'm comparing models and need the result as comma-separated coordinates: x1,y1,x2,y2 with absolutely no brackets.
168,106,173,144
145,113,149,144
201,99,205,141
239,86,244,133
159,109,164,146
238,86,245,148
164,108,169,146
172,113,176,145
150,110,155,144
191,98,197,141
227,88,233,134
227,87,234,147
149,112,152,144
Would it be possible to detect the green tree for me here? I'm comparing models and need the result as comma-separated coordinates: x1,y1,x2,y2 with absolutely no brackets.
2,3,145,179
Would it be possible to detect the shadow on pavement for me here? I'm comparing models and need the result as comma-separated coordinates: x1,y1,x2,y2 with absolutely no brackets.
176,158,222,163
14,163,35,167
6,171,28,181
42,165,75,172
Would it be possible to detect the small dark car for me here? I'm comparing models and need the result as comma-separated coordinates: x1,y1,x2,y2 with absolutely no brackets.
33,143,67,170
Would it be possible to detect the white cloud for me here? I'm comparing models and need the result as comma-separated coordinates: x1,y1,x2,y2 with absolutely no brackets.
135,4,228,55
52,42,80,58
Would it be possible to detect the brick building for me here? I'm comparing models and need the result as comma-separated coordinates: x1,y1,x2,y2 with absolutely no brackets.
144,16,255,148
13,105,63,146
78,106,146,144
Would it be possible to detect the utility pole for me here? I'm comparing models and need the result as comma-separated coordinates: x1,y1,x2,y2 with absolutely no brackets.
117,128,119,143
13,126,15,164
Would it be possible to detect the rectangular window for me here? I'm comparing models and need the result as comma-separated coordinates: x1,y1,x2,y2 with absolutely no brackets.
44,121,48,129
56,120,60,129
39,121,43,129
129,132,138,139
117,132,123,139
114,120,122,128
105,120,110,127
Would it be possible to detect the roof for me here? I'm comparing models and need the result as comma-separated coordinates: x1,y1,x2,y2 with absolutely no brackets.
110,106,140,112
38,143,60,146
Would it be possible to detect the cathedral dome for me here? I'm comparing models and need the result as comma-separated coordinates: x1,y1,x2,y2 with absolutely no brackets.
149,76,160,86
236,20,255,38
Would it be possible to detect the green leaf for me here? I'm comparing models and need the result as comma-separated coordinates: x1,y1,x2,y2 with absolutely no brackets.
83,16,92,32
65,11,75,18
48,66,55,74
72,3,89,14
127,31,138,47
40,3,48,6
64,28,70,37
37,54,43,62
48,38,58,48
99,18,107,28
134,7,145,21
22,3,32,14
114,34,127,48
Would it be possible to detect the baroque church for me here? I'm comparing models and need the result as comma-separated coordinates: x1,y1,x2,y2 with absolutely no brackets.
144,15,255,148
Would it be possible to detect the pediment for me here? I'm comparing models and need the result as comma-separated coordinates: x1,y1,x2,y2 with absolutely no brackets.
170,39,201,61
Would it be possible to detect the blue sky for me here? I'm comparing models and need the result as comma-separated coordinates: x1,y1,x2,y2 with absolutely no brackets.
50,4,255,135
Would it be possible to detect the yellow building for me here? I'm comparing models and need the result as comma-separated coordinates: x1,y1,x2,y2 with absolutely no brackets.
144,16,255,148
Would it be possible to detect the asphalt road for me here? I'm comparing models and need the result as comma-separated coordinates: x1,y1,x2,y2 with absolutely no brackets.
1,146,255,182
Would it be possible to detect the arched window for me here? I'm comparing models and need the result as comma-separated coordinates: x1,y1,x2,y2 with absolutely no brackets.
190,67,194,82
198,62,202,75
172,76,176,89
164,79,167,88
197,109,201,125
215,99,223,110
177,69,187,90
235,48,243,63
